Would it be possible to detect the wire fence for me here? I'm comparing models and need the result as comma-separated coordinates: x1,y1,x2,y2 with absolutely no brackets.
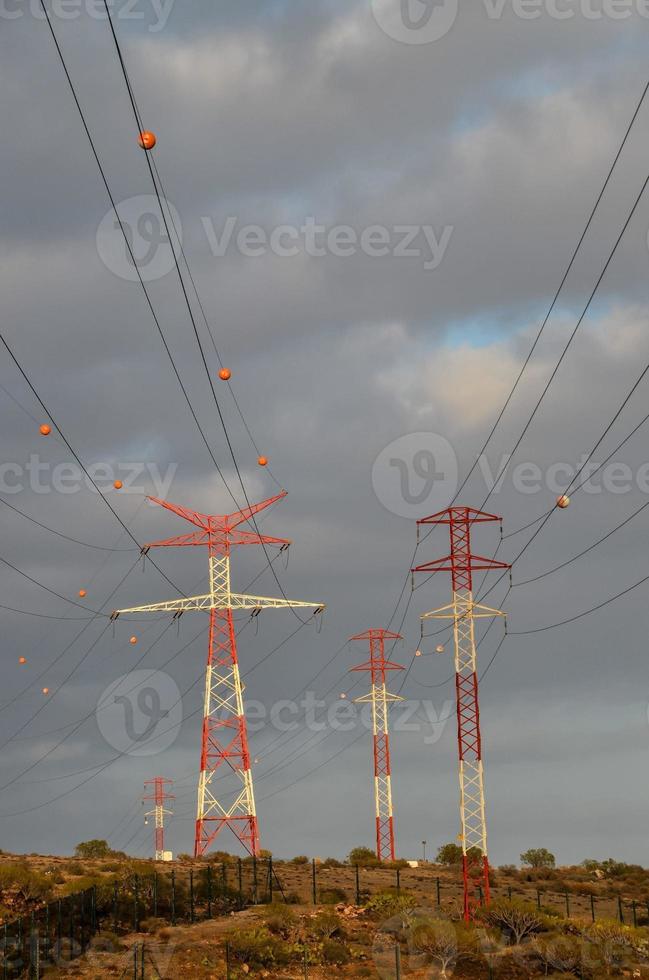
1,861,647,976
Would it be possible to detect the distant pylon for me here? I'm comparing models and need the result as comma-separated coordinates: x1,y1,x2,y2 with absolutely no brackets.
143,777,174,861
412,507,509,921
350,629,404,862
113,492,325,858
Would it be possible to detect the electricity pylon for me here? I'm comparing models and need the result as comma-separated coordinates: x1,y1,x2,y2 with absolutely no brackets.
143,777,174,861
113,492,324,858
350,629,404,862
412,507,509,921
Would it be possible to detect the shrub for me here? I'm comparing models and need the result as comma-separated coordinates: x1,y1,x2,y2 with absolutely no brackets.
534,935,583,976
322,857,343,868
320,886,348,905
411,917,477,975
0,865,53,904
309,911,342,940
264,904,297,937
365,890,417,921
291,855,309,865
139,917,167,935
226,926,292,968
349,847,378,867
481,899,545,945
322,939,351,964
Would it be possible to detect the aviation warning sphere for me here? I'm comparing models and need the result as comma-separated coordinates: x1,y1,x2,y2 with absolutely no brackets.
79,589,87,598
138,131,157,150
130,636,138,645
415,649,422,657
557,495,570,509
257,456,268,467
114,480,123,490
218,368,232,381
40,424,51,436
18,657,26,665
436,644,445,654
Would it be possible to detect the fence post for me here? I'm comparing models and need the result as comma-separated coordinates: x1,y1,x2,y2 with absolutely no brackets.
564,891,570,918
618,896,624,924
312,860,317,905
508,885,512,901
253,857,258,905
436,877,441,909
238,858,243,910
171,871,176,926
133,942,138,980
222,861,227,892
44,905,50,965
590,894,596,923
632,900,637,928
189,869,195,923
3,922,7,980
207,866,213,919
396,868,401,893
153,873,158,919
355,865,361,905
140,941,145,980
56,900,62,962
269,857,274,903
133,874,139,933
536,890,541,910
80,889,86,951
68,896,74,961
91,886,97,934
395,943,402,980
113,882,118,934
225,940,231,980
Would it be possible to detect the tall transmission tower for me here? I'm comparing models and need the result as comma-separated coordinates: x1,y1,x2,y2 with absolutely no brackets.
113,492,324,858
143,777,174,861
412,507,509,921
350,629,404,862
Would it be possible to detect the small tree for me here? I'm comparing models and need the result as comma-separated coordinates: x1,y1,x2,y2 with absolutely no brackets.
534,935,582,976
436,843,482,866
411,917,476,976
483,899,544,945
74,840,111,859
348,846,378,867
520,848,555,869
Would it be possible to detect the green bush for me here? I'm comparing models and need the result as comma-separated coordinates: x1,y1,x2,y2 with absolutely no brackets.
226,926,294,968
74,840,112,859
348,847,378,867
365,890,417,920
264,903,297,937
291,855,309,865
319,886,347,905
322,939,351,964
322,857,343,868
308,911,342,940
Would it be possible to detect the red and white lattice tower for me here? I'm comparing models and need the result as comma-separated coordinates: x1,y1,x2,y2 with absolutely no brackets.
143,777,174,861
113,492,324,858
412,507,509,921
350,629,404,862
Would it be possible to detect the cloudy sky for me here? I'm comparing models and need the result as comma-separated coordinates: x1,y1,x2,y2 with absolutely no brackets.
0,0,649,867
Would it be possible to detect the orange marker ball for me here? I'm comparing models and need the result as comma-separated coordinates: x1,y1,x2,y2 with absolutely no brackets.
18,657,27,665
130,636,138,645
415,649,422,657
138,131,156,150
436,644,445,654
40,424,51,436
257,456,268,467
113,480,123,490
557,494,570,509
78,589,87,598
218,368,232,381
42,687,50,695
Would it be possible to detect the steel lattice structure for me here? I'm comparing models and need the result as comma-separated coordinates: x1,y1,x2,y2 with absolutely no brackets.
143,777,174,861
113,492,324,858
350,629,404,862
413,507,509,921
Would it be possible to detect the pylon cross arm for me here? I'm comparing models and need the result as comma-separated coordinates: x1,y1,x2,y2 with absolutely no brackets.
421,602,506,621
228,592,325,611
113,593,213,616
